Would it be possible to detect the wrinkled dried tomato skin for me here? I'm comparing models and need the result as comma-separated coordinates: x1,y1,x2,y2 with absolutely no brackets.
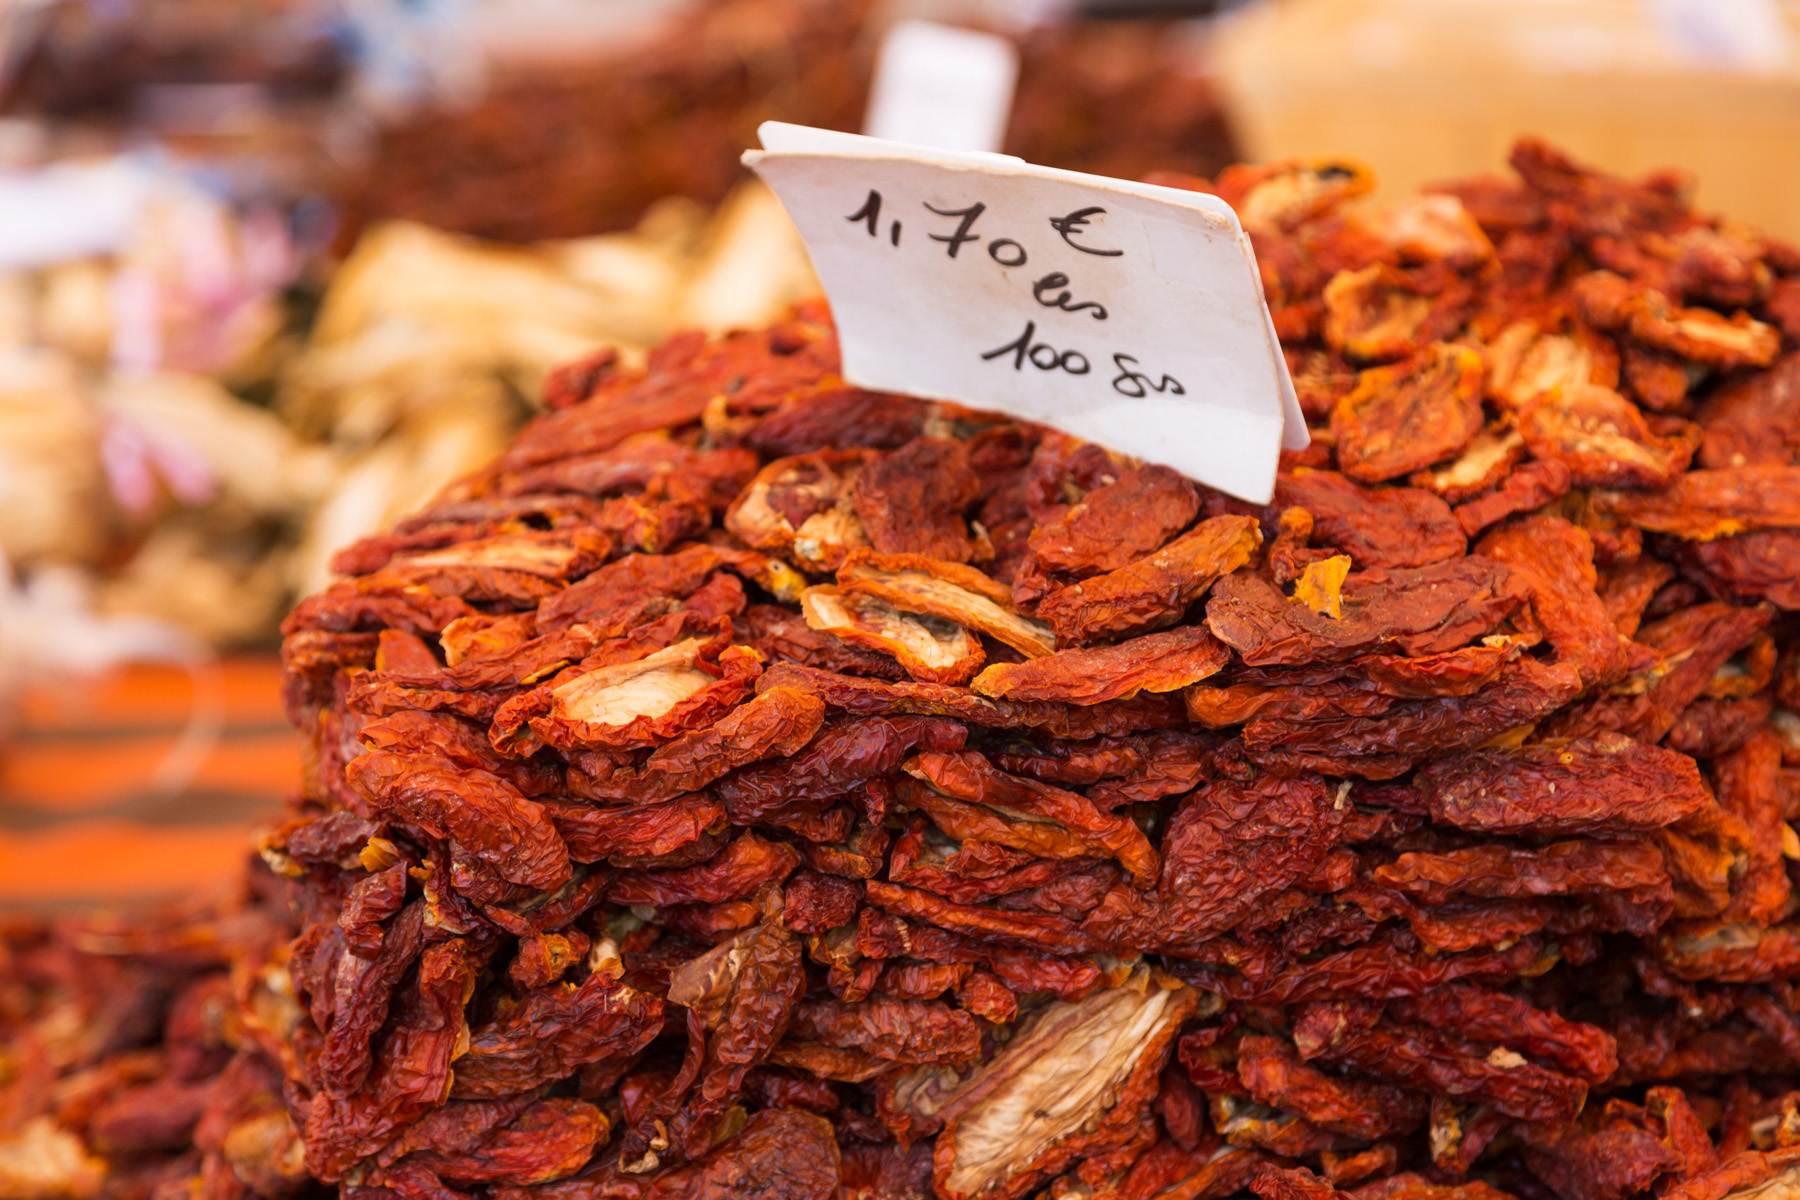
1332,343,1485,483
1028,464,1201,577
1237,1035,1426,1140
451,974,665,1100
347,752,573,890
1035,514,1263,645
1273,471,1467,568
1477,514,1626,685
852,436,985,562
1416,734,1711,835
573,685,824,804
305,939,487,1181
1083,772,1348,953
1206,557,1525,667
971,625,1227,704
535,1109,841,1200
714,713,966,828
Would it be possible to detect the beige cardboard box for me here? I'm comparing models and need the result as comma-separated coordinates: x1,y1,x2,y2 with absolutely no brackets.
1211,0,1800,240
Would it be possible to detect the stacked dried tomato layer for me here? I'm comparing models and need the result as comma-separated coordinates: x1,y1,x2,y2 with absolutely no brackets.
266,140,1800,1200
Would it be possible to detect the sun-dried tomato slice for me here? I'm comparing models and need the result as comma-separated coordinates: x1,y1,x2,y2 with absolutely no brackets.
1332,343,1485,484
800,585,985,685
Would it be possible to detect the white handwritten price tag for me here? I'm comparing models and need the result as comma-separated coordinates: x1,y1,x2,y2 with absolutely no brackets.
744,122,1306,505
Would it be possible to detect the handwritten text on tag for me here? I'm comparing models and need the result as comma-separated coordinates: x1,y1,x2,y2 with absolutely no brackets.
746,123,1305,505
843,185,1195,401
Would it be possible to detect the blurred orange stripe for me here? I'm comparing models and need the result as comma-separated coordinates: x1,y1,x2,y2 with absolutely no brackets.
16,657,289,733
0,655,295,908
0,822,258,904
0,731,299,813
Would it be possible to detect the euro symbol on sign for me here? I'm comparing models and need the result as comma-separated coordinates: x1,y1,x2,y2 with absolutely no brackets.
1048,206,1123,257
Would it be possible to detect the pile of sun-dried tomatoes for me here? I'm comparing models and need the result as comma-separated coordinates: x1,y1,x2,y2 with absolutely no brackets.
0,883,304,1200
22,137,1800,1200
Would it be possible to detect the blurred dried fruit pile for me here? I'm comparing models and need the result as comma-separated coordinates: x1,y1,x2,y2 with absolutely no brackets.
342,0,1237,243
19,139,1800,1200
0,883,303,1200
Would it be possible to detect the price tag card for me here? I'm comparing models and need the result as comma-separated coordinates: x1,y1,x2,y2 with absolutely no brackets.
744,122,1306,504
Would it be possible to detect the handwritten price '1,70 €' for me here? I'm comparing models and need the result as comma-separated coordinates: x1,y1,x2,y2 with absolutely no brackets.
843,189,1186,400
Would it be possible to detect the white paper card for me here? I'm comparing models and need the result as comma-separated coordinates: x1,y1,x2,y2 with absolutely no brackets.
1644,0,1792,71
863,20,1020,155
0,158,155,270
744,122,1306,505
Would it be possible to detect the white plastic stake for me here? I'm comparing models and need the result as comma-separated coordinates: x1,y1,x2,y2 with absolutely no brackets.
863,20,1020,156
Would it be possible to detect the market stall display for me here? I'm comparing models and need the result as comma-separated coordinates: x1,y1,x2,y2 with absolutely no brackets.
13,139,1800,1199
0,0,1239,663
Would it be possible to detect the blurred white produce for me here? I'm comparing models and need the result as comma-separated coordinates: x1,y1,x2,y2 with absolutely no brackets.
0,161,818,647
